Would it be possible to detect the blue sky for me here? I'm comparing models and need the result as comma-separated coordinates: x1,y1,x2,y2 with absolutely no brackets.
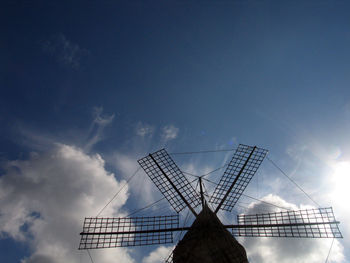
1,1,350,263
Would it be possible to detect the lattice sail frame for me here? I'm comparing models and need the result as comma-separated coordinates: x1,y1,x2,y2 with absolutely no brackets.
79,215,179,249
232,207,342,238
209,144,268,212
138,149,201,213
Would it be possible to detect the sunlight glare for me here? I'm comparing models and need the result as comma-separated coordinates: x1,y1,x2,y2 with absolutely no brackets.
331,161,350,205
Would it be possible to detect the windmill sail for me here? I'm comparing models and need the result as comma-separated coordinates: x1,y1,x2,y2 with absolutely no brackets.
210,144,268,212
138,149,201,214
79,215,179,249
231,207,342,238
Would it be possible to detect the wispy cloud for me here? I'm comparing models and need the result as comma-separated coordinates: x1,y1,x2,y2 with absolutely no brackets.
135,122,155,138
84,106,115,152
42,33,89,69
92,106,115,126
161,125,179,143
11,106,114,154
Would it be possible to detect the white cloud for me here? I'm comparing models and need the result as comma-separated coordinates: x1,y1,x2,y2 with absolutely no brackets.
111,151,160,206
42,33,89,69
142,246,173,263
241,194,344,263
161,125,179,142
136,122,155,138
0,144,133,263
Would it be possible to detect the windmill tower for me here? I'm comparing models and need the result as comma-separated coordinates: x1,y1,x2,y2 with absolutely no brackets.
79,144,342,262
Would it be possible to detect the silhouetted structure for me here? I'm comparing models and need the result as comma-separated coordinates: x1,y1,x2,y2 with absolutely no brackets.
173,204,248,263
79,144,342,262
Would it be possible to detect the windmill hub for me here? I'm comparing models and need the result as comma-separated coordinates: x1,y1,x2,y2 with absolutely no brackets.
173,204,248,263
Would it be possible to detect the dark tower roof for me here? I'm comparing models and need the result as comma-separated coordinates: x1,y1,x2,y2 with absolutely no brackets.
173,204,248,263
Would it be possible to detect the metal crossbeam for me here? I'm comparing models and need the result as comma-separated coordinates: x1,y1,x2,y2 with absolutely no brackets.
138,149,201,214
79,215,179,249
210,144,268,212
231,207,342,238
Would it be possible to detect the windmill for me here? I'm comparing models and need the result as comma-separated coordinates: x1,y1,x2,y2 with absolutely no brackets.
79,144,342,262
